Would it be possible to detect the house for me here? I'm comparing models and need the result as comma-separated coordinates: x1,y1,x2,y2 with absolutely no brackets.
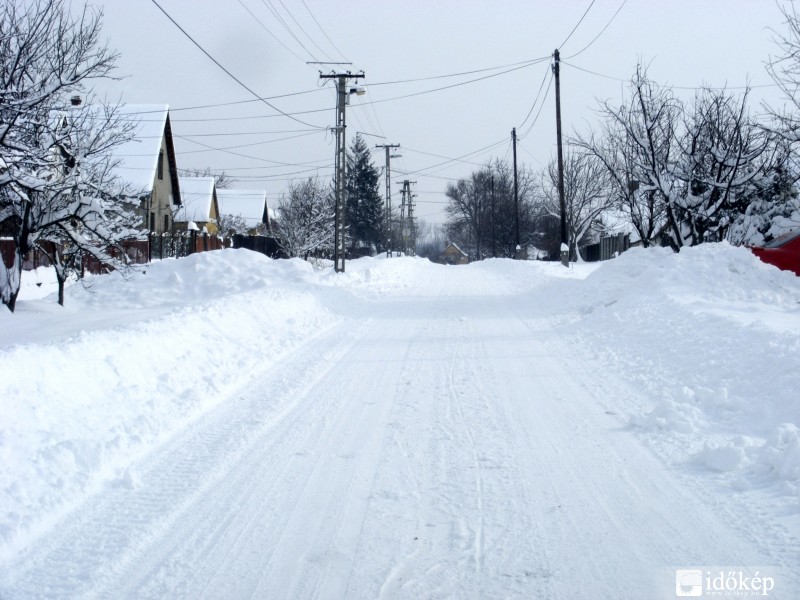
111,104,181,234
175,176,220,235
437,242,469,265
216,189,270,235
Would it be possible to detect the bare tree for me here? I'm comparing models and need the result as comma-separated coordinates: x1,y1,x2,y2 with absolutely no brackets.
444,160,540,260
573,121,667,248
671,87,776,245
543,152,613,261
444,169,492,260
276,178,334,259
766,1,800,141
415,220,447,259
0,0,138,312
216,213,249,237
178,167,236,189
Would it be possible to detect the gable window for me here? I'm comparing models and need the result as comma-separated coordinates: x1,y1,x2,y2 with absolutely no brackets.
157,150,164,180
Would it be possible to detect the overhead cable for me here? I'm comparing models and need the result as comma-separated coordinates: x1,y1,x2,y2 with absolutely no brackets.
560,0,596,49
565,0,628,59
150,0,326,129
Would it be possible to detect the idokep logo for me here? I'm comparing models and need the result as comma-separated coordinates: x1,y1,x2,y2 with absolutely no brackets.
675,568,777,597
675,569,703,597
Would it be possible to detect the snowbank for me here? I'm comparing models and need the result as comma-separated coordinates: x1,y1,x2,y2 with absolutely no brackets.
547,243,800,496
0,250,338,560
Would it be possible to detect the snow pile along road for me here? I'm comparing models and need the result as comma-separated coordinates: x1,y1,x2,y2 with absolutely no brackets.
0,250,338,560
544,243,800,495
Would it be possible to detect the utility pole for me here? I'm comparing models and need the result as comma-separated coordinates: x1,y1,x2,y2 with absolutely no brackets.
398,179,417,256
491,175,496,258
512,127,520,253
399,180,407,255
375,143,400,257
320,70,365,272
553,49,568,266
407,182,417,257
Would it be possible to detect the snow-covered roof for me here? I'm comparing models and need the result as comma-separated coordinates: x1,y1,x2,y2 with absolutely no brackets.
176,176,215,223
109,104,170,194
443,242,467,256
217,189,268,228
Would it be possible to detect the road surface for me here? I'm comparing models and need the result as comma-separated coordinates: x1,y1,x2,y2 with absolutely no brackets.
2,261,794,599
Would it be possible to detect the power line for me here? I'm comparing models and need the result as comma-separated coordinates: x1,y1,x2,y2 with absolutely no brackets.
150,0,325,129
369,56,549,87
560,0,596,49
401,138,508,177
171,130,322,154
126,89,326,114
176,134,331,167
165,128,320,138
300,0,348,62
120,59,545,125
259,0,318,61
517,62,551,130
565,0,628,60
355,60,546,109
236,0,305,62
276,0,333,62
519,71,553,140
128,58,550,117
560,59,779,90
516,138,547,168
402,146,487,168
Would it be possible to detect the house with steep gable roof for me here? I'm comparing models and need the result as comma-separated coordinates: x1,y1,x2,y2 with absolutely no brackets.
111,104,181,234
216,189,270,235
175,176,220,235
437,242,469,265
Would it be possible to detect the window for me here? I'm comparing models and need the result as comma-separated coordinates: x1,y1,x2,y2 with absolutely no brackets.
164,214,170,233
157,151,164,180
149,212,155,232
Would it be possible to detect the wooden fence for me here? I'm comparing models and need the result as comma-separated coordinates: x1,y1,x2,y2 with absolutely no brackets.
580,233,630,262
0,231,231,276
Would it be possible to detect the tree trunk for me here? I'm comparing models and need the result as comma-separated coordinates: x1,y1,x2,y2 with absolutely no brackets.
2,241,24,313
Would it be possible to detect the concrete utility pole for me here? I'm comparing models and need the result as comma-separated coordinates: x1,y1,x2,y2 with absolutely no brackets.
375,143,400,257
407,182,417,257
512,127,520,252
553,49,568,267
319,70,365,273
398,179,417,256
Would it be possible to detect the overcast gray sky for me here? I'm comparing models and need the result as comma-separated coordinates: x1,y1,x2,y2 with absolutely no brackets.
92,0,791,223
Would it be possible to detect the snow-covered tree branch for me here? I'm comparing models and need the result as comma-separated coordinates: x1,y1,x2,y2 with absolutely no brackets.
1,0,137,312
276,178,334,259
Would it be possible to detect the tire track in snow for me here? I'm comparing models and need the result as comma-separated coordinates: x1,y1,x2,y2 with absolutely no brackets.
0,319,366,599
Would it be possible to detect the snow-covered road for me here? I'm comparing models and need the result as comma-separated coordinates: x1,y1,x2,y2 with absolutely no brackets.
2,249,799,599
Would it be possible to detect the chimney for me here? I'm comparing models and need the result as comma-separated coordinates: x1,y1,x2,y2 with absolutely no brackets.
70,95,82,106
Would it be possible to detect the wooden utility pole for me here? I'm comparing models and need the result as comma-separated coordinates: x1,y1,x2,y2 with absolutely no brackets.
553,49,568,266
319,71,365,272
491,175,496,258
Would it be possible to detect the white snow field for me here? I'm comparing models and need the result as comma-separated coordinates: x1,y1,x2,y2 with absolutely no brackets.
1,244,799,599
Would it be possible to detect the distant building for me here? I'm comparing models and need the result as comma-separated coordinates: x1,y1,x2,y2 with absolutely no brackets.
175,176,220,235
437,242,469,265
216,189,270,235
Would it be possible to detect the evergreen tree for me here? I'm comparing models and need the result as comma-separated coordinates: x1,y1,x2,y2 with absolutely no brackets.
346,134,384,252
